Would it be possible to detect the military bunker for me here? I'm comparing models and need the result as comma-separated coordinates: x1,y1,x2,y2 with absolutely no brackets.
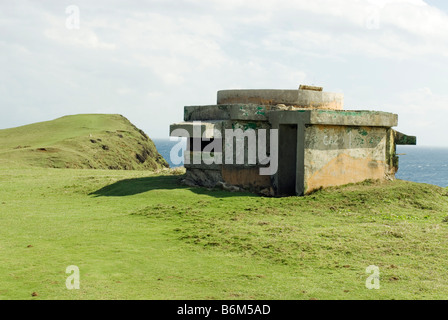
170,86,416,197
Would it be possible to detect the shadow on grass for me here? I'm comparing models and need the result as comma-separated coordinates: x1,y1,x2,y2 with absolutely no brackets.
89,175,256,198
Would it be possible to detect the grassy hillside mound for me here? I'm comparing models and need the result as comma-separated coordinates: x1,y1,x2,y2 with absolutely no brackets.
133,179,448,268
0,114,168,170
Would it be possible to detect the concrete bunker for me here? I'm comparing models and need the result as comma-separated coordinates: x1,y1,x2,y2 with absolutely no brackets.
170,86,416,196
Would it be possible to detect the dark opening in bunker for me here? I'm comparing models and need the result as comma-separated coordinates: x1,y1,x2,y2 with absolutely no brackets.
188,138,222,152
277,124,298,196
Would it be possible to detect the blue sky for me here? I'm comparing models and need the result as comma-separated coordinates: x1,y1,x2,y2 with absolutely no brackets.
426,0,448,11
1,0,447,146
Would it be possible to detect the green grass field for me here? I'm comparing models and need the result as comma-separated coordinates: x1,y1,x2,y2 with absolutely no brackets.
1,115,448,300
1,167,448,300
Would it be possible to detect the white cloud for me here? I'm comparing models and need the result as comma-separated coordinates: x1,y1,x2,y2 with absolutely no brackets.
44,28,117,50
384,87,448,146
42,12,116,50
0,0,447,146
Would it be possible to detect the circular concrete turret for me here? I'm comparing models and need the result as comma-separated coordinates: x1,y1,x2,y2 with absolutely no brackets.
217,88,344,110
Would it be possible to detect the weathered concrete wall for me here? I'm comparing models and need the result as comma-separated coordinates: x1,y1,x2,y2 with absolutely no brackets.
222,166,271,190
309,110,398,127
304,125,389,193
183,167,223,188
386,128,399,176
221,120,272,191
180,119,272,191
217,89,344,110
170,121,224,138
222,120,271,167
184,104,269,122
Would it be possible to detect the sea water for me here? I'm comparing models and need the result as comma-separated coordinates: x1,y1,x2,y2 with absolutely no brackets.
396,146,448,188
